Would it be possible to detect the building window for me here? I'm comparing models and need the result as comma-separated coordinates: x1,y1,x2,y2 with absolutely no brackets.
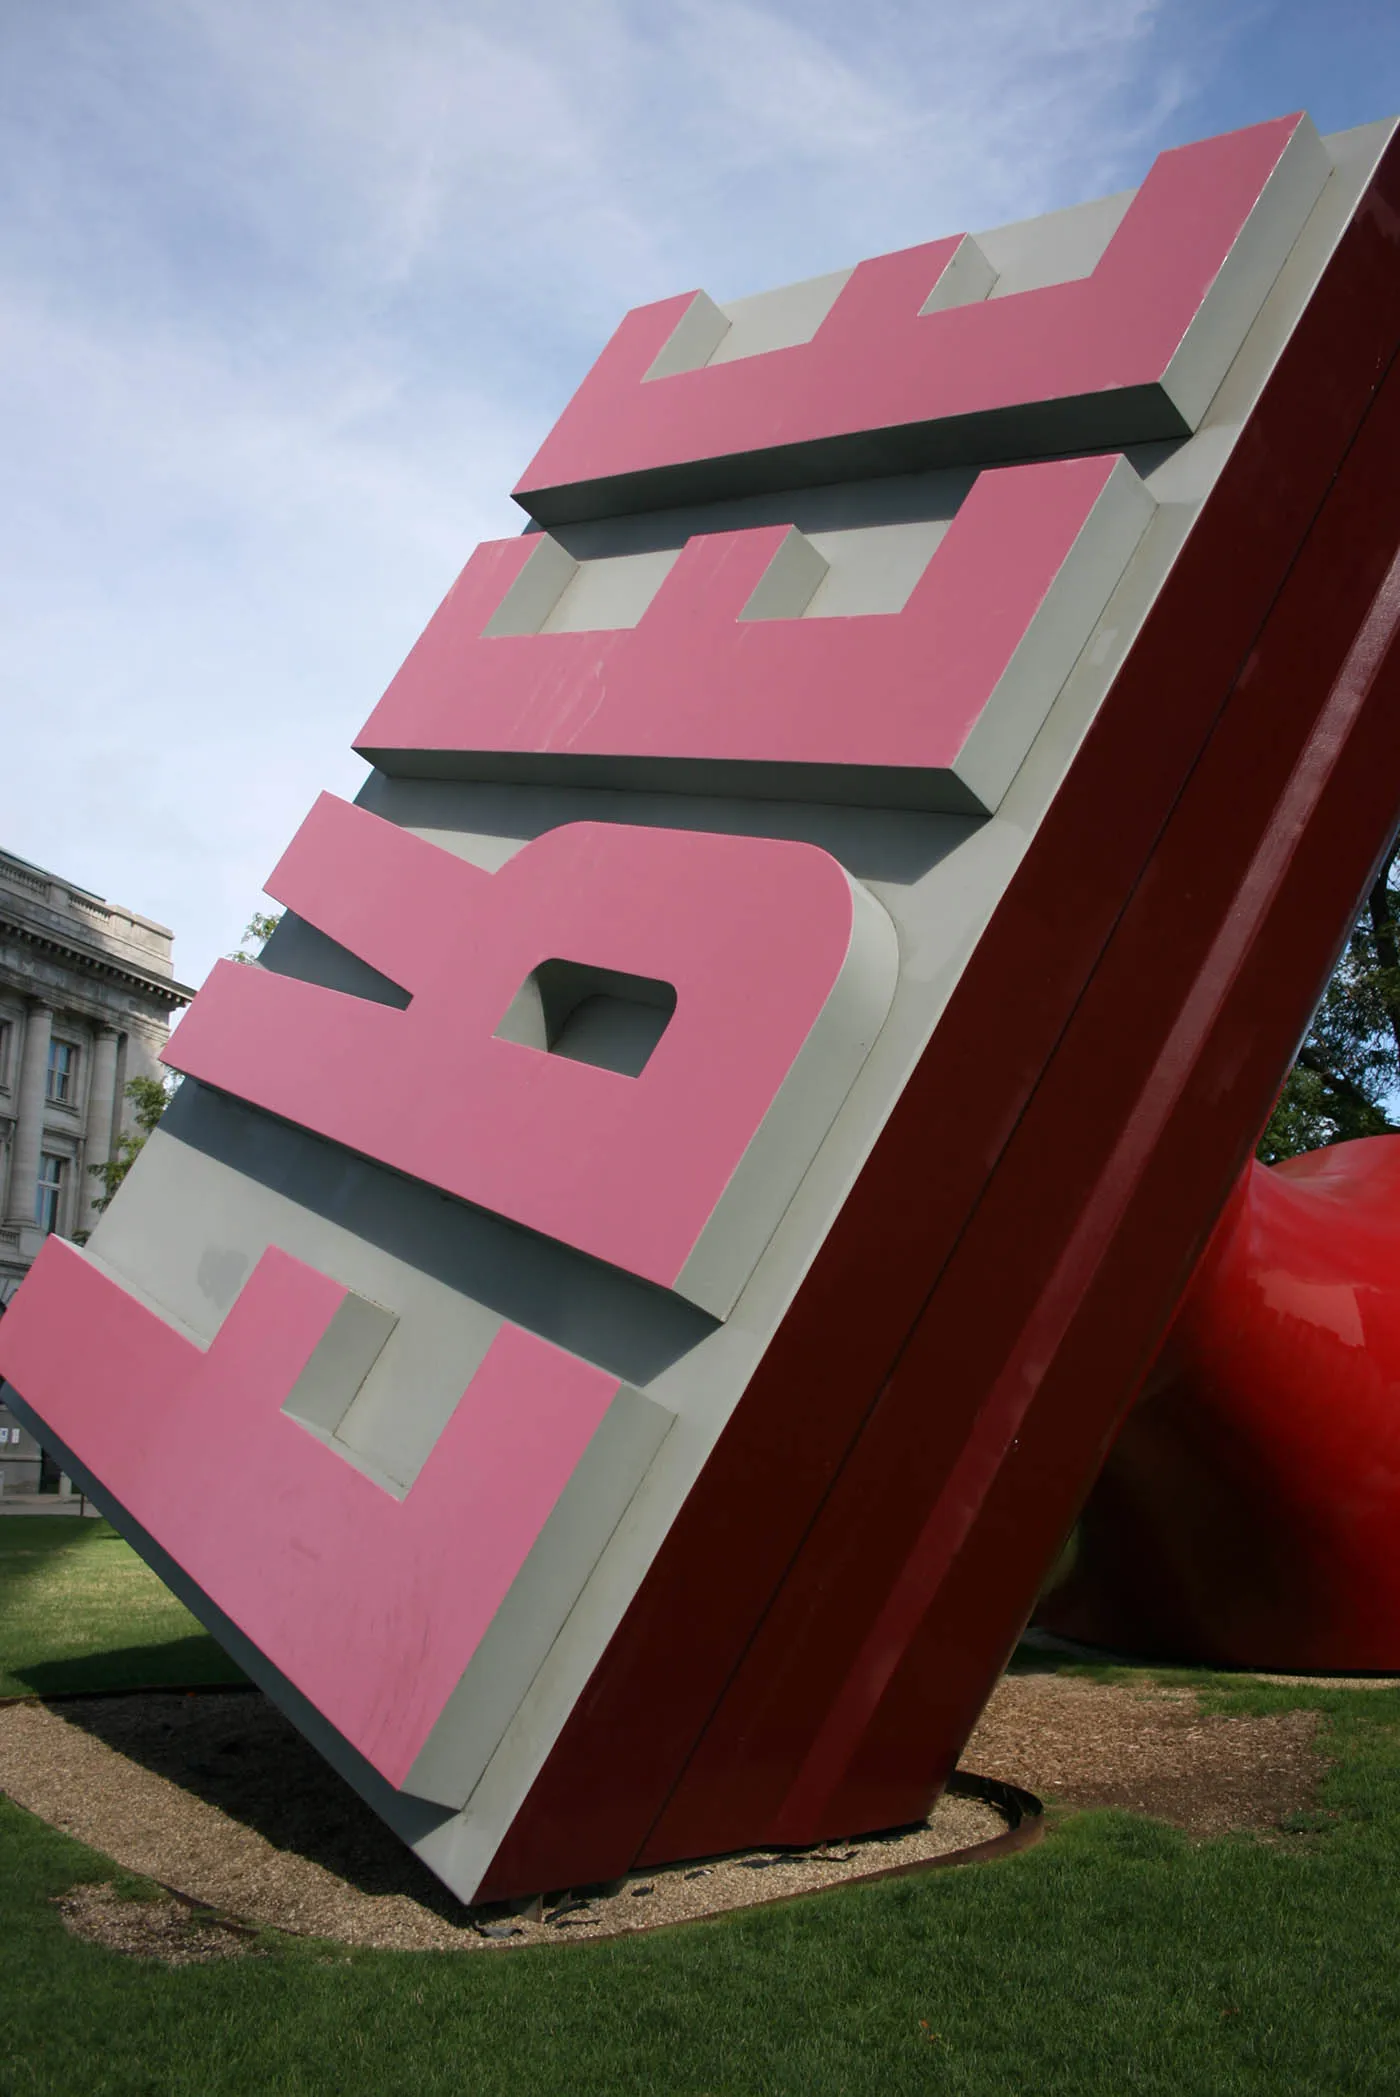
35,1153,65,1234
0,1019,10,1088
46,1038,76,1104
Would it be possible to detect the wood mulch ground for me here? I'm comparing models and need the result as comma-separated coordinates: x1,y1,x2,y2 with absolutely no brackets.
967,1668,1325,1839
0,1666,1336,1958
52,1880,261,1965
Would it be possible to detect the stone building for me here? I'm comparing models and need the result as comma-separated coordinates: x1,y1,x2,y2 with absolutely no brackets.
0,846,194,1493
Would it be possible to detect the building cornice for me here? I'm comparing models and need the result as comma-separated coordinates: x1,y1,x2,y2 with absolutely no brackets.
0,906,196,1011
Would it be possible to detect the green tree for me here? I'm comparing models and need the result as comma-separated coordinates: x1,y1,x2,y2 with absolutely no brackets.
229,909,282,962
1258,836,1400,1162
87,1074,174,1215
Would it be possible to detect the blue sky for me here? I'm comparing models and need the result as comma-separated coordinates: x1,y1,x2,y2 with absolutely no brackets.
2,0,1398,992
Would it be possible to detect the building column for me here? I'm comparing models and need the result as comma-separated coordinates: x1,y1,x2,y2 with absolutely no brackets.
81,1026,122,1231
4,1000,52,1229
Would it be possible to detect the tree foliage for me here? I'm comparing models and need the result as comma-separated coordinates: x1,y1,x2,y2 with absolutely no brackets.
1257,837,1400,1162
229,909,282,963
87,1074,174,1214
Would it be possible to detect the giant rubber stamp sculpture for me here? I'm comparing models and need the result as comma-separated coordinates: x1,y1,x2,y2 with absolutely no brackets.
4,112,1400,1903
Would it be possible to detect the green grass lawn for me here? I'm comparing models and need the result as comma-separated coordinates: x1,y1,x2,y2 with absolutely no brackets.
3,1523,1400,2096
0,1517,245,1697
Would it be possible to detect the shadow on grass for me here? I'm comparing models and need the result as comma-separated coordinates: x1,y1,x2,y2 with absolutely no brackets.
15,1633,248,1699
1006,1634,1147,1678
1009,1633,1216,1687
0,1514,119,1584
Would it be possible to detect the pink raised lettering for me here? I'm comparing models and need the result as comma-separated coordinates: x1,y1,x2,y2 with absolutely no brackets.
516,116,1321,520
0,1237,621,1790
164,799,896,1314
358,454,1151,812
